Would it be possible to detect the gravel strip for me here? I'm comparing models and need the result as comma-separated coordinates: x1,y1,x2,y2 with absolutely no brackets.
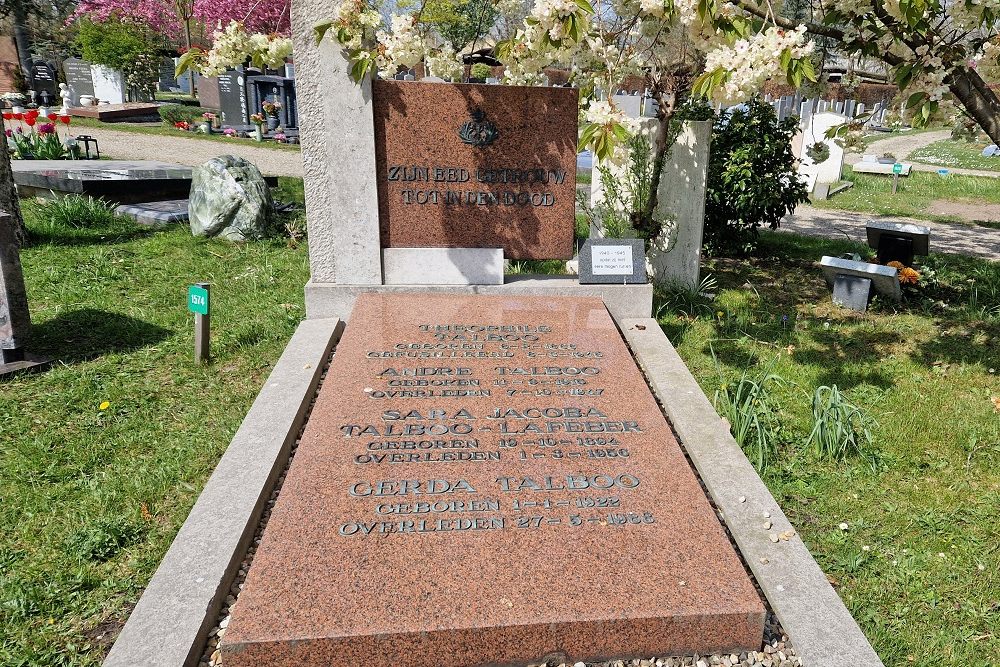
75,125,303,177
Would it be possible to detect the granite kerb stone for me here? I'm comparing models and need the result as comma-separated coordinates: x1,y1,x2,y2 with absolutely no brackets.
620,318,885,667
304,276,654,323
103,318,343,667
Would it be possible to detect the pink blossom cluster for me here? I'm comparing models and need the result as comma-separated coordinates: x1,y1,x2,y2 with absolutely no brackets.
71,0,291,41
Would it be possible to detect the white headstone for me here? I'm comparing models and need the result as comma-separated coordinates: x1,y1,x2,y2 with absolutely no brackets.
611,94,642,118
798,111,847,188
90,64,126,104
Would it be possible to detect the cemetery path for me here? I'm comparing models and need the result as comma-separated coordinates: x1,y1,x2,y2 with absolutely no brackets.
846,129,1000,178
782,205,1000,262
81,126,304,177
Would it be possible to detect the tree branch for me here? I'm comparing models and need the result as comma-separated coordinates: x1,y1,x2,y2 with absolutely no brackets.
731,0,846,41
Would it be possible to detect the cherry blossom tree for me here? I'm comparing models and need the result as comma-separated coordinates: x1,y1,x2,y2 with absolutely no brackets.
189,0,1000,238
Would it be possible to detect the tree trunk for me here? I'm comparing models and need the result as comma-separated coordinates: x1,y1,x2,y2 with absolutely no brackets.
948,67,1000,145
0,131,28,249
12,0,33,88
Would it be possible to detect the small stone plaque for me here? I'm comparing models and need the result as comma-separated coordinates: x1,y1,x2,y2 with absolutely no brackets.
579,238,647,284
373,81,578,260
224,293,765,667
865,220,930,256
820,255,901,302
832,274,872,312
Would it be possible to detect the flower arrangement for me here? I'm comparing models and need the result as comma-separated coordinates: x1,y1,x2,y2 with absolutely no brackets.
886,261,921,285
1,92,25,108
3,110,77,159
273,131,287,142
262,100,282,116
250,112,266,126
174,120,192,131
223,127,237,137
202,112,217,121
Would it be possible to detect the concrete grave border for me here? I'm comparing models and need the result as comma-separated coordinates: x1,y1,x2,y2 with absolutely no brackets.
620,318,884,667
104,307,885,667
103,318,343,667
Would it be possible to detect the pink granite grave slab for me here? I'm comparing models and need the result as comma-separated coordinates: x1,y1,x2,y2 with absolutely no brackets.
373,81,578,260
223,293,764,666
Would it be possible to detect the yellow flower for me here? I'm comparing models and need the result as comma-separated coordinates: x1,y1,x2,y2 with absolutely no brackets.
899,267,920,285
886,260,905,270
99,401,110,410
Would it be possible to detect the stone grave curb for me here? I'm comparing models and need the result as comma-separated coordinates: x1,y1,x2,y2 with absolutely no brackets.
304,276,654,322
620,318,885,667
103,318,343,667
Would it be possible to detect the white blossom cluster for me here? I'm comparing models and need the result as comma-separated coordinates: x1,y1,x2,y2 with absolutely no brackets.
332,0,381,51
201,22,256,76
376,14,426,78
426,45,464,81
198,21,293,76
703,25,813,104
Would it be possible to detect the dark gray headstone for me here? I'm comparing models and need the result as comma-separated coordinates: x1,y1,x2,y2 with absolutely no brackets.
820,256,901,302
579,238,647,284
30,60,57,93
832,275,872,312
158,58,179,92
865,220,930,256
216,70,249,126
64,58,95,102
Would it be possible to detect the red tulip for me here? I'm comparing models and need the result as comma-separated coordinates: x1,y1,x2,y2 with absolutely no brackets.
25,109,39,118
24,116,36,127
59,115,71,125
2,113,11,121
13,112,22,120
47,113,57,121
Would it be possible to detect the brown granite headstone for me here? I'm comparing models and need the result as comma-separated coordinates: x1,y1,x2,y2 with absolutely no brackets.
224,293,764,666
373,81,578,260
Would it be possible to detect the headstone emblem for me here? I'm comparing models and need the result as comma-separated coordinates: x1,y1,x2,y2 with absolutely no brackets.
458,109,499,147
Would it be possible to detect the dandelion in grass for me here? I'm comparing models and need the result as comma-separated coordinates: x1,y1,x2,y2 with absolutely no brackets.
99,401,110,410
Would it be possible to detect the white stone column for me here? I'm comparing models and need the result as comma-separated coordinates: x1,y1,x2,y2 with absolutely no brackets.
291,0,382,285
648,120,712,290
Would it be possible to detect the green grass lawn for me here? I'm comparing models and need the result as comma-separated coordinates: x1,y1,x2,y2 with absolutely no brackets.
0,201,310,666
813,166,1000,225
661,232,999,665
1,199,997,665
69,117,302,152
909,139,1000,172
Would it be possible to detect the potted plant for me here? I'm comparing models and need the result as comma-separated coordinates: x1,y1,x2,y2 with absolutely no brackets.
200,112,216,133
469,63,492,83
250,112,266,141
2,92,26,113
273,131,287,143
262,100,282,131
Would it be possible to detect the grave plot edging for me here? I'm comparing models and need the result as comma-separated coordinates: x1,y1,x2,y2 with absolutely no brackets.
620,318,885,667
103,317,343,667
304,277,654,323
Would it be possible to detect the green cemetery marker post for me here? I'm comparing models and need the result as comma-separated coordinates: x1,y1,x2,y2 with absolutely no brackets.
892,162,902,194
188,283,210,364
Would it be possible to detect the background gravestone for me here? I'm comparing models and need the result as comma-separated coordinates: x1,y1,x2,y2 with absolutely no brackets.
63,57,96,104
216,70,250,126
30,59,57,94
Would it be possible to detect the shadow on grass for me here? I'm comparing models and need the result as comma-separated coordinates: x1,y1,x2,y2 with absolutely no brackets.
27,225,154,247
28,309,172,363
789,328,900,389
